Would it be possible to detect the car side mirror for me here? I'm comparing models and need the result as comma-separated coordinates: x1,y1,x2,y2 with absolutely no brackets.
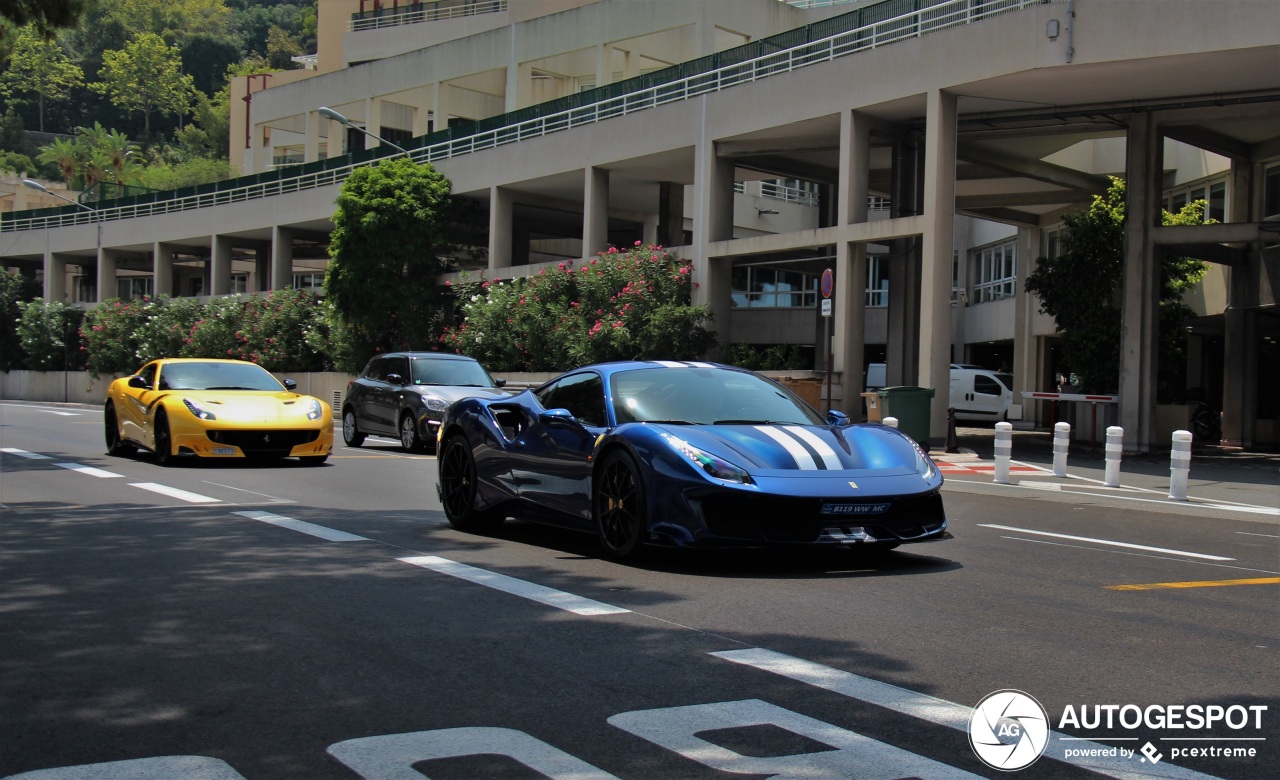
385,373,404,385
539,408,580,429
827,409,851,427
283,378,297,391
128,376,149,390
494,377,506,387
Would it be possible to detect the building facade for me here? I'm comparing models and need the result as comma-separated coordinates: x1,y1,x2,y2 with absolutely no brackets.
2,0,1278,449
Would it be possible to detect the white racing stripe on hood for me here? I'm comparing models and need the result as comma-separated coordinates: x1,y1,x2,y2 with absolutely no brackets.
783,426,842,469
755,425,817,470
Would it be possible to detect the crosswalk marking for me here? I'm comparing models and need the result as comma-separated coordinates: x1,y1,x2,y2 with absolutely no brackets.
0,447,51,459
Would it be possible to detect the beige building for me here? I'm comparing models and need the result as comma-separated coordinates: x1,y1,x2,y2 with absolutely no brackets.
2,0,1278,450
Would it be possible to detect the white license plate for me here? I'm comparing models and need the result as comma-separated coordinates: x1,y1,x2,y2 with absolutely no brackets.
820,502,890,516
211,447,236,455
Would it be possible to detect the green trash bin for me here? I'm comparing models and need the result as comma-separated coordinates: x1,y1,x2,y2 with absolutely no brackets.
876,386,935,447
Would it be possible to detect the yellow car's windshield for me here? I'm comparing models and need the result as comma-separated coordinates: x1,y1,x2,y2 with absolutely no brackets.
158,362,284,392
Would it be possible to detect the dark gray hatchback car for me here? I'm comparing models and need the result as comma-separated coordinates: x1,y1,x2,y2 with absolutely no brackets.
342,352,510,452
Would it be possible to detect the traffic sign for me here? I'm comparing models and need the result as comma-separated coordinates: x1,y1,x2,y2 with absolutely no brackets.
820,268,834,298
821,298,832,317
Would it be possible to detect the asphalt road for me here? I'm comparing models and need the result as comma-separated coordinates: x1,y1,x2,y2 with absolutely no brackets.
1,401,1277,780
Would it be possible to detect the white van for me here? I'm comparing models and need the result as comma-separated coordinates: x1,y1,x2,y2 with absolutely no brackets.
864,363,1013,421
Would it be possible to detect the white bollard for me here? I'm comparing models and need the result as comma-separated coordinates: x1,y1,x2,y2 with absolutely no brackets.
1103,426,1124,487
993,421,1013,484
883,416,898,429
1053,421,1071,477
1169,429,1192,500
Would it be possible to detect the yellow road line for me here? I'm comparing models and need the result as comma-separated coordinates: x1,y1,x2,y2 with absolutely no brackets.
1107,577,1280,591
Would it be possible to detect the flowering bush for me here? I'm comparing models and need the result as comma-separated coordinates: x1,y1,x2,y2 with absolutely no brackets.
16,299,85,371
78,290,332,376
439,243,717,371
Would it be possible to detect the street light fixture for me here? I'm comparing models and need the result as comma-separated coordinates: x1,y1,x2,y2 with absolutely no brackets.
22,179,98,402
318,106,411,157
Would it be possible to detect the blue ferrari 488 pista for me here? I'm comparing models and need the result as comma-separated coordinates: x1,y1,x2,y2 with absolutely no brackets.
437,360,950,560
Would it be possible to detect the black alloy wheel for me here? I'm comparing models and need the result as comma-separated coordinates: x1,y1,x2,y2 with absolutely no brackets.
343,409,365,447
439,435,503,532
594,450,647,560
104,402,134,456
154,411,174,466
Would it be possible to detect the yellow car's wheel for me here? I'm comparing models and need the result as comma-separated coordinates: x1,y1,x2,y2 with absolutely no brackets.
154,411,175,466
104,402,134,456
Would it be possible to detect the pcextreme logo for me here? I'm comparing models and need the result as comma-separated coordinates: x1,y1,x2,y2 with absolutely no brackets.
968,690,1050,771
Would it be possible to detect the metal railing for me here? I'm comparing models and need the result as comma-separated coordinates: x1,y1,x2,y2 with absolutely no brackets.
351,0,507,32
4,0,1052,234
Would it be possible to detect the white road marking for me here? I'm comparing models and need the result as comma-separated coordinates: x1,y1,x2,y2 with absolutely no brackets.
1237,531,1280,538
330,728,621,780
1,448,51,459
201,481,294,503
1,755,247,779
610,698,982,779
233,510,369,541
977,524,1234,561
130,483,221,504
711,648,1226,780
399,555,630,616
39,411,79,416
53,462,122,478
999,537,1280,576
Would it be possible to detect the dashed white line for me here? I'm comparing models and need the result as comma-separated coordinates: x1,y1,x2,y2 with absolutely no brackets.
1,448,51,459
54,462,123,478
977,524,1234,561
233,510,370,541
399,555,630,616
131,483,221,503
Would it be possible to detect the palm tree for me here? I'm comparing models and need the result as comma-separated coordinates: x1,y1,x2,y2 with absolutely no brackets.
37,137,79,186
101,128,141,184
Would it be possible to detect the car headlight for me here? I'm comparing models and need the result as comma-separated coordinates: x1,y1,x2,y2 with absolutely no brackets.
424,397,449,413
183,398,216,420
303,398,325,420
661,433,753,485
912,441,937,480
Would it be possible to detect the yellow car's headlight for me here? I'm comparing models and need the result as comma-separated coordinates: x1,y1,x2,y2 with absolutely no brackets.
303,398,325,420
183,398,216,420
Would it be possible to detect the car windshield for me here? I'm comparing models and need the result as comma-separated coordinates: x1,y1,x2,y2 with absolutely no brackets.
610,366,825,426
158,361,284,392
411,358,496,387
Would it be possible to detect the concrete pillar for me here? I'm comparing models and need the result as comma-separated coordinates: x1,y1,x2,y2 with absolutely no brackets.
366,97,381,149
919,88,958,446
271,226,294,292
153,242,175,297
252,124,271,172
596,43,614,88
584,167,610,256
211,235,233,296
1119,112,1161,452
657,182,685,248
1221,158,1257,448
1012,226,1039,412
505,62,533,113
488,186,514,271
692,137,734,331
326,114,344,158
43,251,67,302
885,240,915,387
834,109,871,420
642,213,659,246
96,244,117,303
304,110,319,162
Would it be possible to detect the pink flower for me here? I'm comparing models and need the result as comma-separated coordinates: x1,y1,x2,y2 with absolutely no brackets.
634,240,642,246
445,280,452,287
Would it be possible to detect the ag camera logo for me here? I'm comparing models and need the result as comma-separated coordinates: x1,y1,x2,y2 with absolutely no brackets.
969,690,1050,771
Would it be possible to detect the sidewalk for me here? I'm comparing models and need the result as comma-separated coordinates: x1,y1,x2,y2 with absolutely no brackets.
930,425,1280,512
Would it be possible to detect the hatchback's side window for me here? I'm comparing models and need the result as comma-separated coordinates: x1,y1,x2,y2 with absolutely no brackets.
385,357,410,383
537,373,606,427
975,375,1002,395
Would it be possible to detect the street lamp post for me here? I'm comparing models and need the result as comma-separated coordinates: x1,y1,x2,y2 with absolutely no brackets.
318,106,412,157
22,179,98,403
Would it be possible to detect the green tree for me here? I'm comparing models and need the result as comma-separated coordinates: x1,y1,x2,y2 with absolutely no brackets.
0,26,84,131
37,135,78,185
265,24,300,70
326,158,458,363
91,32,196,139
0,0,91,40
1,269,42,370
1026,177,1208,396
